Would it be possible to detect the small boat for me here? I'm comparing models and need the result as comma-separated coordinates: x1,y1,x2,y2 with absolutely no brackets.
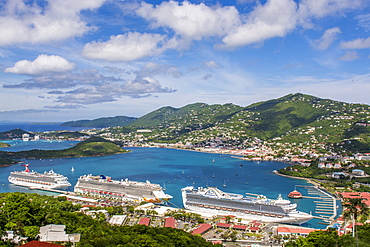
71,167,75,172
212,159,215,163
223,180,227,187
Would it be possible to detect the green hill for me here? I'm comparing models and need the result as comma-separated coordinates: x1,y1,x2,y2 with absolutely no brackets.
0,136,128,161
129,102,243,130
77,93,370,152
0,128,34,140
61,116,137,127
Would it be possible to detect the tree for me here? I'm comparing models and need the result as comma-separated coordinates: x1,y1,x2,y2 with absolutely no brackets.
343,198,369,237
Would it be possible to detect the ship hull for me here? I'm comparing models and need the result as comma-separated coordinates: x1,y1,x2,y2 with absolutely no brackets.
8,176,71,190
74,175,172,203
182,186,313,225
184,204,312,224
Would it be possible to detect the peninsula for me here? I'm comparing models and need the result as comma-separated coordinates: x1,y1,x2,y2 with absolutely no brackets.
0,136,128,166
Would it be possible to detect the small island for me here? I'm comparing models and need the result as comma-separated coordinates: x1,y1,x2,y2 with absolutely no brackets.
0,142,10,148
0,136,128,165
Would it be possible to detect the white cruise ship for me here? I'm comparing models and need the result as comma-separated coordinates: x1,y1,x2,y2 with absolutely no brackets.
8,164,71,190
74,174,173,203
182,186,313,224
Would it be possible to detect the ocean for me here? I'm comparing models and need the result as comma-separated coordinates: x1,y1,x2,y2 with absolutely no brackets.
0,122,88,132
0,123,340,229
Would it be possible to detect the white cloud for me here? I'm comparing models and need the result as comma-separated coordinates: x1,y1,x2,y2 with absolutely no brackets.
220,0,298,48
136,1,240,40
0,0,106,46
83,32,167,61
339,51,360,61
298,0,363,19
205,61,221,69
340,37,370,49
312,27,341,50
5,54,75,75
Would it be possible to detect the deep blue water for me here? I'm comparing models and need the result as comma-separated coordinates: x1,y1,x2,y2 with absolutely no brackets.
0,123,340,229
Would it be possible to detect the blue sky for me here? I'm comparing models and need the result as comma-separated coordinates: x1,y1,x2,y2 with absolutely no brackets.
1,0,370,122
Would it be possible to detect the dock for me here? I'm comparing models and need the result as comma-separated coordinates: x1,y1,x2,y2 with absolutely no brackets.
295,185,338,224
29,187,70,194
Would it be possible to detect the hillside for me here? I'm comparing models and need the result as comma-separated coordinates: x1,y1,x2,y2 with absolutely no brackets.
0,128,34,140
96,93,370,152
0,136,128,161
129,103,243,129
61,115,137,127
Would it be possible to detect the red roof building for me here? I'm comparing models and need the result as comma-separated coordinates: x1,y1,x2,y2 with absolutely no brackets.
248,227,260,233
232,225,247,231
288,190,303,199
138,217,151,226
164,217,176,228
20,241,64,247
345,222,363,232
216,223,231,228
277,227,317,236
191,224,213,235
339,192,370,207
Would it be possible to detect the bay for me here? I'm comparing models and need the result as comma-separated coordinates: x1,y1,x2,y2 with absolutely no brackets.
0,123,339,229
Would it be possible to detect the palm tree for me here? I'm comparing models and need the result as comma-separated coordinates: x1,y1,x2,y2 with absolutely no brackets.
342,197,369,237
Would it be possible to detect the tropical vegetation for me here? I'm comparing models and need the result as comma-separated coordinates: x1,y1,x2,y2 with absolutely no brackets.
0,136,128,164
0,192,219,247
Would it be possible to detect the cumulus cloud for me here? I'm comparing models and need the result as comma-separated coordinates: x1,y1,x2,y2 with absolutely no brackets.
137,62,183,78
54,76,175,104
340,37,370,49
5,54,75,75
340,51,360,61
312,27,341,50
83,32,167,61
136,1,240,40
202,74,213,80
0,0,106,46
3,69,176,104
44,104,85,109
3,69,117,89
297,0,363,20
221,0,298,48
205,61,221,69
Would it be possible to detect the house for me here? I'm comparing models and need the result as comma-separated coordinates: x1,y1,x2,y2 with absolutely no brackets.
39,224,80,243
348,163,356,168
138,217,151,226
345,223,363,233
326,163,333,168
318,163,325,168
352,169,365,176
332,172,346,179
1,231,27,245
191,224,213,235
164,217,176,228
276,227,317,236
232,225,247,231
334,163,342,169
216,223,231,229
108,215,127,225
248,226,260,233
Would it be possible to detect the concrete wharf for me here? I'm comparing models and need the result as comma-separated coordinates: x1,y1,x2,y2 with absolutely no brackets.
295,185,338,224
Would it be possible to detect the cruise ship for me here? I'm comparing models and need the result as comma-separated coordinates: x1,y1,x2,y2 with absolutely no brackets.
8,164,71,190
74,174,173,203
182,186,313,224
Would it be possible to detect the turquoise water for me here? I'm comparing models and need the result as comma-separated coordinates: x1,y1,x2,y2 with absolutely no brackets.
0,141,337,229
0,123,340,229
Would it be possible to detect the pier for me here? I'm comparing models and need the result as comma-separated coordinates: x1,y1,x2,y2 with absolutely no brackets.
28,187,70,194
295,185,338,224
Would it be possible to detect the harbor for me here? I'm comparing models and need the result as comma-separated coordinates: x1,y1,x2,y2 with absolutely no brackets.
295,185,338,225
